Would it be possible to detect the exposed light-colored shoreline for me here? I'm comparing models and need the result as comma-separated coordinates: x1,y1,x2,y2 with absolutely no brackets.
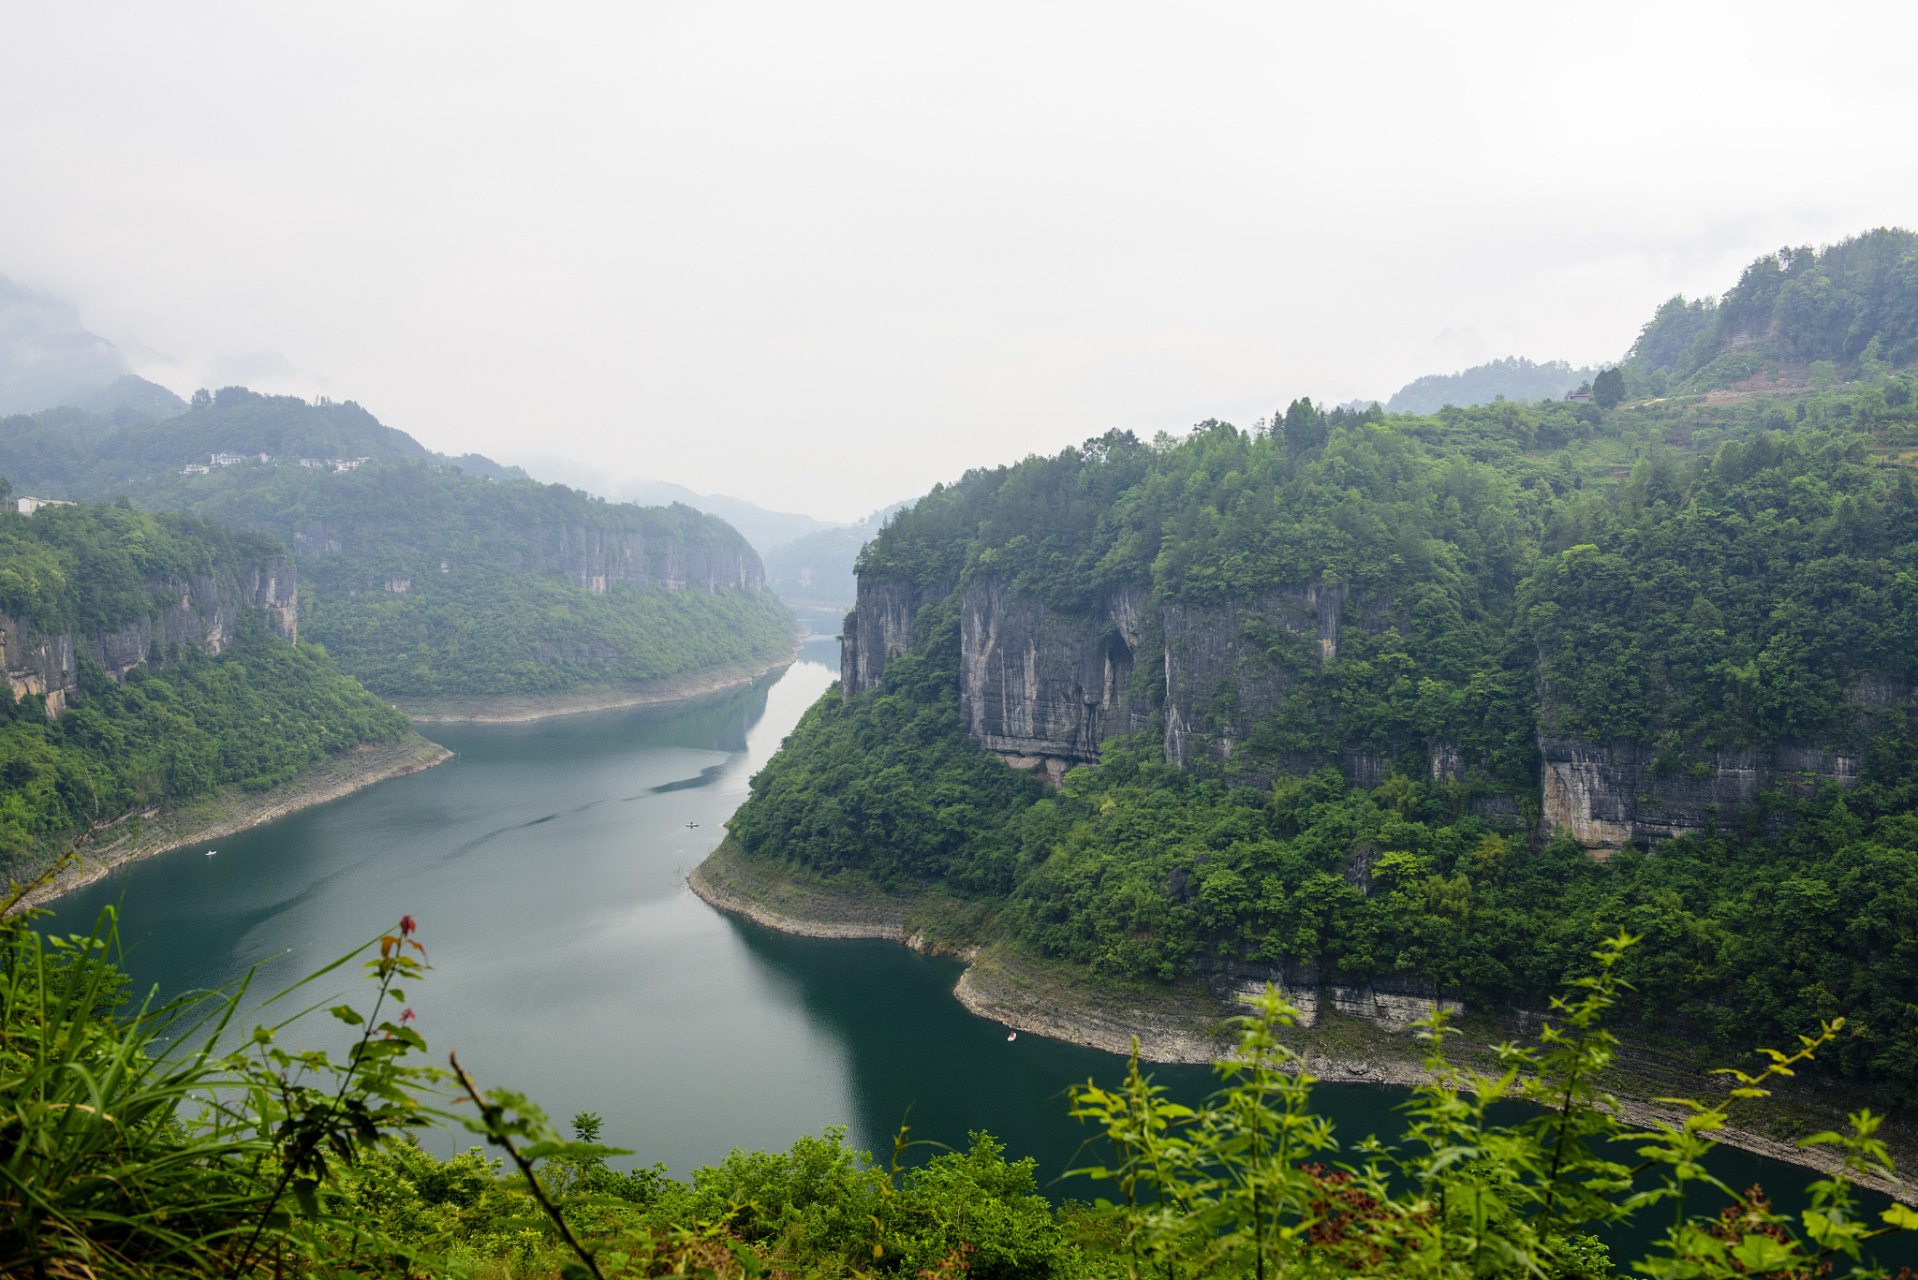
396,643,801,723
14,644,806,910
690,840,1916,1205
11,735,453,913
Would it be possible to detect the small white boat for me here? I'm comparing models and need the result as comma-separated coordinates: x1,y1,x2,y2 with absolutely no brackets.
1006,1031,1016,1042
206,850,217,857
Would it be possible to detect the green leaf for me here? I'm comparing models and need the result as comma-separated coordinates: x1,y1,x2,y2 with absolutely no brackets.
1729,1236,1796,1272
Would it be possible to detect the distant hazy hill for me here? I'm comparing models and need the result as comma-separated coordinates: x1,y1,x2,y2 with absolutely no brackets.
61,374,188,419
612,479,833,558
763,501,908,619
0,390,793,705
1382,356,1597,414
0,275,132,415
0,385,527,493
516,458,836,558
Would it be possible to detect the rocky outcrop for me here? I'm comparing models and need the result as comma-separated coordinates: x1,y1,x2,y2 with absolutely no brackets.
841,578,941,696
1538,736,1861,856
844,567,1891,855
1200,958,1463,1029
532,525,763,595
0,554,297,717
1161,584,1363,769
957,578,1150,766
843,573,1399,776
288,520,764,596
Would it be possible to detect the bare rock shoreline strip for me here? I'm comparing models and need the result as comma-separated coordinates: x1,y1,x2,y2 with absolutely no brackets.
14,735,454,913
689,845,1916,1204
399,645,802,724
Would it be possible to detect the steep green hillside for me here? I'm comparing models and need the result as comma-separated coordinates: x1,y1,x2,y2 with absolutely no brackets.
0,384,527,488
1629,227,1918,395
734,364,1918,1095
0,498,408,866
0,391,796,702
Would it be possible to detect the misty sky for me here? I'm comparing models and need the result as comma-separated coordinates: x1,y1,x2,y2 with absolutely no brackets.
3,2,1915,521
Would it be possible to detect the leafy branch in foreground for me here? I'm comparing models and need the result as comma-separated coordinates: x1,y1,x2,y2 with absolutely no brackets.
1068,932,1916,1280
7,891,1916,1278
0,900,444,1278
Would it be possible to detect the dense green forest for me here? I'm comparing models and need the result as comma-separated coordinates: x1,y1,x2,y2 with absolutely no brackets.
0,499,408,867
732,233,1918,1101
1627,228,1918,397
0,390,797,701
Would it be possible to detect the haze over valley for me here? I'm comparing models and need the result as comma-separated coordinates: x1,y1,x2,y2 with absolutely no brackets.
8,5,1918,1277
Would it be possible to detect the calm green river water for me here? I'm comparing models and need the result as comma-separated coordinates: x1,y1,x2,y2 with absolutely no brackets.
44,634,1915,1264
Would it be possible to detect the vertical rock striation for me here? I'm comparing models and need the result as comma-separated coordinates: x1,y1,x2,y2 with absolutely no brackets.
957,578,1150,770
843,567,1890,852
0,553,298,717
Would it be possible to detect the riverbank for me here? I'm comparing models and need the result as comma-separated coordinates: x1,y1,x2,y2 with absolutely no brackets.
8,733,453,912
396,644,801,723
690,839,1918,1203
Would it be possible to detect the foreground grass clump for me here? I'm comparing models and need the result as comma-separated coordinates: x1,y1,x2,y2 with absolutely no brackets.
3,840,1913,1279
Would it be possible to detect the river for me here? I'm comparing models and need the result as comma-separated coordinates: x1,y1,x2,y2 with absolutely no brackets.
44,633,1916,1264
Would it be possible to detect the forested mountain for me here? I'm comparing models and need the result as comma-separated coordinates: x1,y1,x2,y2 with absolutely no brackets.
731,230,1918,1097
0,493,409,867
60,374,187,419
1627,227,1918,396
763,502,909,617
1382,356,1597,414
0,389,795,704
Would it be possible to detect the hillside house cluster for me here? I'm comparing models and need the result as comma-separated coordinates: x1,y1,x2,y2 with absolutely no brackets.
14,496,76,515
299,457,371,472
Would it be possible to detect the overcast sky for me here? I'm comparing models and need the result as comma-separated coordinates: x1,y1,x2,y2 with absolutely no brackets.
2,2,1915,521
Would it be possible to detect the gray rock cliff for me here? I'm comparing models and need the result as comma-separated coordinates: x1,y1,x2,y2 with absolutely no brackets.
843,568,1885,853
0,553,297,717
289,520,763,596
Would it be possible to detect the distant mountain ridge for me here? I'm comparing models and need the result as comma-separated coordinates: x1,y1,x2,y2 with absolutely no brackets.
1381,356,1598,414
0,275,133,416
763,501,909,618
0,390,795,707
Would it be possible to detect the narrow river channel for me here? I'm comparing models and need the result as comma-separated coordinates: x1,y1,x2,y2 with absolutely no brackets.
44,633,1915,1265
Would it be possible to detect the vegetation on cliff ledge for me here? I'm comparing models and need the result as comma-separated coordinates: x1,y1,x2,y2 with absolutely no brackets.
0,498,408,868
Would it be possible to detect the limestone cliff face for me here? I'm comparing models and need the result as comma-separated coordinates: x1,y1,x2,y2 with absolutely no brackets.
292,520,764,597
957,578,1151,766
845,567,1887,852
841,578,936,696
1537,736,1861,854
530,526,764,595
844,571,1399,781
0,554,297,717
1160,584,1363,770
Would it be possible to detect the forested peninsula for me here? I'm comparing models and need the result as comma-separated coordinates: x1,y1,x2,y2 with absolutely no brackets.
0,387,798,715
0,491,439,883
714,229,1918,1112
